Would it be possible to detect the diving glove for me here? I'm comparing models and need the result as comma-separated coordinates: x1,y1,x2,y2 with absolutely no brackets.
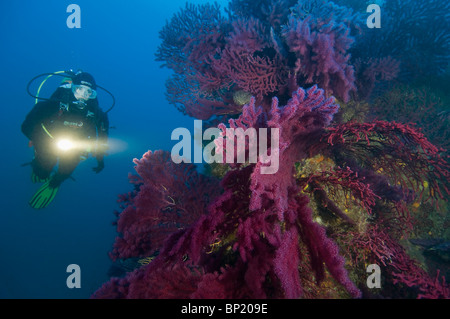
92,154,105,173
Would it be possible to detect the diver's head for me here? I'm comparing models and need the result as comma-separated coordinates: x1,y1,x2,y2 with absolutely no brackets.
73,72,97,90
72,72,97,102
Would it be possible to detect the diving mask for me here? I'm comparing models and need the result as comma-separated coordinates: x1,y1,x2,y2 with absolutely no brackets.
72,84,97,101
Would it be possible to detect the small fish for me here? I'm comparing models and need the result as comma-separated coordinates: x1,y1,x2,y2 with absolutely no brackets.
410,238,450,263
436,110,449,121
107,252,159,277
429,241,450,253
410,238,444,249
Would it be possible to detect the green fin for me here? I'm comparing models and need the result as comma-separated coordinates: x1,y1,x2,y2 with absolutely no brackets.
29,181,59,209
31,172,49,184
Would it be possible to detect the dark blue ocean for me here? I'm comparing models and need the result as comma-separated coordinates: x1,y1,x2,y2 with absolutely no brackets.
0,0,228,299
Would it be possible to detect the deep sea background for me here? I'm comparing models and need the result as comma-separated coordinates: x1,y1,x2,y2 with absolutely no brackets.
0,0,228,298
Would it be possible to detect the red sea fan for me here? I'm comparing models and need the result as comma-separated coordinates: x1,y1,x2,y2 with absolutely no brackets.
94,86,361,299
157,0,361,120
197,17,288,100
324,121,450,208
281,15,356,102
338,224,449,299
353,56,400,100
110,150,221,260
94,82,450,299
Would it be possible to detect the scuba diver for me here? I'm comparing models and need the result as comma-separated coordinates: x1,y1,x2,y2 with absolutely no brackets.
22,71,112,209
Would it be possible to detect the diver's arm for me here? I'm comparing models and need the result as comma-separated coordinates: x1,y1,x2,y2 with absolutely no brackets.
97,110,109,145
21,101,58,141
92,109,109,173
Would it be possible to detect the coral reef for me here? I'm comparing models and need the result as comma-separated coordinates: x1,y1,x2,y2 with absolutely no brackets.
157,0,450,119
95,0,450,299
370,84,450,153
349,0,450,81
156,0,365,121
110,150,221,260
94,87,449,299
94,87,361,298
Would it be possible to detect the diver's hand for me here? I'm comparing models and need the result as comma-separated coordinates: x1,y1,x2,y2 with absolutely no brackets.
93,158,104,173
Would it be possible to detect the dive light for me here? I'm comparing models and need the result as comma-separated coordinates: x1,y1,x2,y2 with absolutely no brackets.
55,137,94,154
57,139,75,151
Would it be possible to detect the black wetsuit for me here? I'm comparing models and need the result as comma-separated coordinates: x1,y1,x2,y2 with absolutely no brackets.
22,85,109,187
